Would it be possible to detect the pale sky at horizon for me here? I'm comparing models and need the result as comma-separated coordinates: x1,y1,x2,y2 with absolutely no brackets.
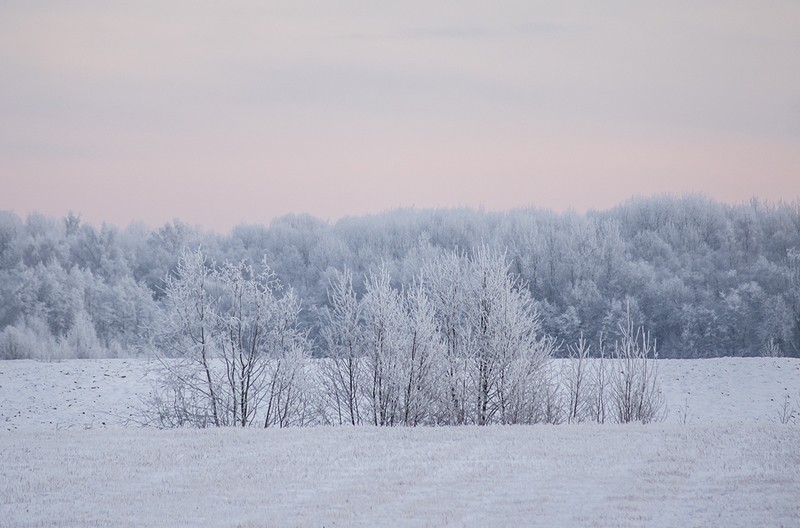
1,1,799,232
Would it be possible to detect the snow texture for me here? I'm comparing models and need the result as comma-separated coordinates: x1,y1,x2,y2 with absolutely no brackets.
1,357,799,526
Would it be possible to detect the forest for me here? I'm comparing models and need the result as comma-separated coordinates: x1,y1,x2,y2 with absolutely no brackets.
0,194,798,361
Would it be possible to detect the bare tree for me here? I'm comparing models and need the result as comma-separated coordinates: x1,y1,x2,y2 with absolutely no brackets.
609,305,665,424
588,337,609,424
564,334,591,423
539,363,566,425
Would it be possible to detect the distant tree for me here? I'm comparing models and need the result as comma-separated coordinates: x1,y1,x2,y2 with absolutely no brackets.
788,248,800,355
0,211,23,270
3,196,800,361
62,310,102,359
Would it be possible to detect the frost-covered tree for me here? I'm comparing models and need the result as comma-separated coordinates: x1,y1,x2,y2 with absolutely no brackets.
62,310,103,359
422,247,556,425
423,251,471,424
320,268,363,425
401,282,444,426
153,248,221,426
148,248,309,428
788,248,800,355
261,288,312,428
216,260,274,427
361,265,407,426
472,248,556,425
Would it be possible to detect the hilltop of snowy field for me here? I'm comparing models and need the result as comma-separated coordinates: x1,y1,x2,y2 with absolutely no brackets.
1,357,799,527
2,357,799,431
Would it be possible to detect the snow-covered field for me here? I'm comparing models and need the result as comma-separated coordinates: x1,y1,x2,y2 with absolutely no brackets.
1,358,800,526
2,357,798,431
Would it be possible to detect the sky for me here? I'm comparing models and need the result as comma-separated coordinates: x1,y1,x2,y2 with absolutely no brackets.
1,1,799,232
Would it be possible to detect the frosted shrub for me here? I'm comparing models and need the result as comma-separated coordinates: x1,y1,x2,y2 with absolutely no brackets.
762,338,783,358
400,283,447,426
775,394,796,425
361,266,408,426
538,363,566,425
589,344,609,424
61,311,103,359
262,346,316,428
0,318,60,361
317,248,559,426
0,324,37,359
562,314,665,425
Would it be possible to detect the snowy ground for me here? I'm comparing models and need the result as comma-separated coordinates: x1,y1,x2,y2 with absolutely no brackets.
1,358,799,526
2,357,798,431
2,424,799,527
0,358,159,432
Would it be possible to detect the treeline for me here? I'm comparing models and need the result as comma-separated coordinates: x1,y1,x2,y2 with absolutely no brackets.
0,194,799,359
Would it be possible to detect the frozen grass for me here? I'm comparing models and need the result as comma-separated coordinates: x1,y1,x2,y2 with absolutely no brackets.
2,425,799,527
1,357,799,526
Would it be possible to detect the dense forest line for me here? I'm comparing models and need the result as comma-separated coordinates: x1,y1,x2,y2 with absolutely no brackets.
1,194,799,360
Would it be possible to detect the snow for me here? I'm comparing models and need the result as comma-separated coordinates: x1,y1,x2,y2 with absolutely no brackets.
658,358,800,424
0,358,158,431
1,357,799,526
2,424,799,527
2,357,798,431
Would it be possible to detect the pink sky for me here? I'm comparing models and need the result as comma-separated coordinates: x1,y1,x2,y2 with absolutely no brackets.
1,2,798,232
